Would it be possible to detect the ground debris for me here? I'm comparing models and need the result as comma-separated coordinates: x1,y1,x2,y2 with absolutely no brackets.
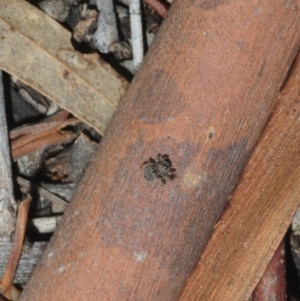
0,0,166,295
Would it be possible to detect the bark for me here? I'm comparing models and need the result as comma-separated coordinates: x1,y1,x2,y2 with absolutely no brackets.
0,71,16,240
177,51,300,301
19,0,300,300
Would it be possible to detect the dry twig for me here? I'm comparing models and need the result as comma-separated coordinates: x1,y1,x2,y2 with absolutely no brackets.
129,0,144,71
0,197,30,301
144,0,168,18
0,71,17,239
94,0,119,53
10,110,80,160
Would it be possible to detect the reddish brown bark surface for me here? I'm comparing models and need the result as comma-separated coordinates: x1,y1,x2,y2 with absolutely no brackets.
19,1,300,300
177,52,300,301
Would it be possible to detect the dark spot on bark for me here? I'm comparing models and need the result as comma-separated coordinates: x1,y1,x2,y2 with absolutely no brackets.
135,69,186,124
208,132,213,139
169,137,250,279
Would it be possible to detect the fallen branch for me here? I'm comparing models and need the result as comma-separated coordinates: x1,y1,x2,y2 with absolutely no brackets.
143,0,168,18
10,110,69,141
12,131,76,160
0,71,17,239
177,50,300,301
0,197,30,301
129,0,144,71
10,110,79,160
93,0,119,53
18,0,300,300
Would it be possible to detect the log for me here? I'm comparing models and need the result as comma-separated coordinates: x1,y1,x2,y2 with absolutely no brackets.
177,51,300,301
19,0,300,300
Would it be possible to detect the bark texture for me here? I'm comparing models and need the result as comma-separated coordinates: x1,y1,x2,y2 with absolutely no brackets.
19,0,300,300
0,72,16,240
177,51,300,301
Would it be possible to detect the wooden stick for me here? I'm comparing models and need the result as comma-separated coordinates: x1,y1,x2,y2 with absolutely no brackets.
0,198,30,300
129,0,144,70
177,51,300,301
0,71,17,239
9,110,69,140
11,131,76,160
143,0,168,18
0,241,47,286
18,1,300,300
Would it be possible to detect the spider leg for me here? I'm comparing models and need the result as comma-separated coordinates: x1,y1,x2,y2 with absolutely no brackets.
141,158,155,169
142,157,155,165
149,157,156,164
163,159,172,167
141,161,149,169
161,154,169,160
167,174,175,180
161,177,166,184
156,174,166,184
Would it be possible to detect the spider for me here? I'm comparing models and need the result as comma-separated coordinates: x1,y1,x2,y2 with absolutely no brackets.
142,154,176,184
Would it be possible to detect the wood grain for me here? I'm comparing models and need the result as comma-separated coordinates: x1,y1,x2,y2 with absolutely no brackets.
0,0,128,134
177,51,300,301
0,71,16,239
19,0,300,300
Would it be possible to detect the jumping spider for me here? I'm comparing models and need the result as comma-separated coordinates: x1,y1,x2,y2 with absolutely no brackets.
142,154,176,184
